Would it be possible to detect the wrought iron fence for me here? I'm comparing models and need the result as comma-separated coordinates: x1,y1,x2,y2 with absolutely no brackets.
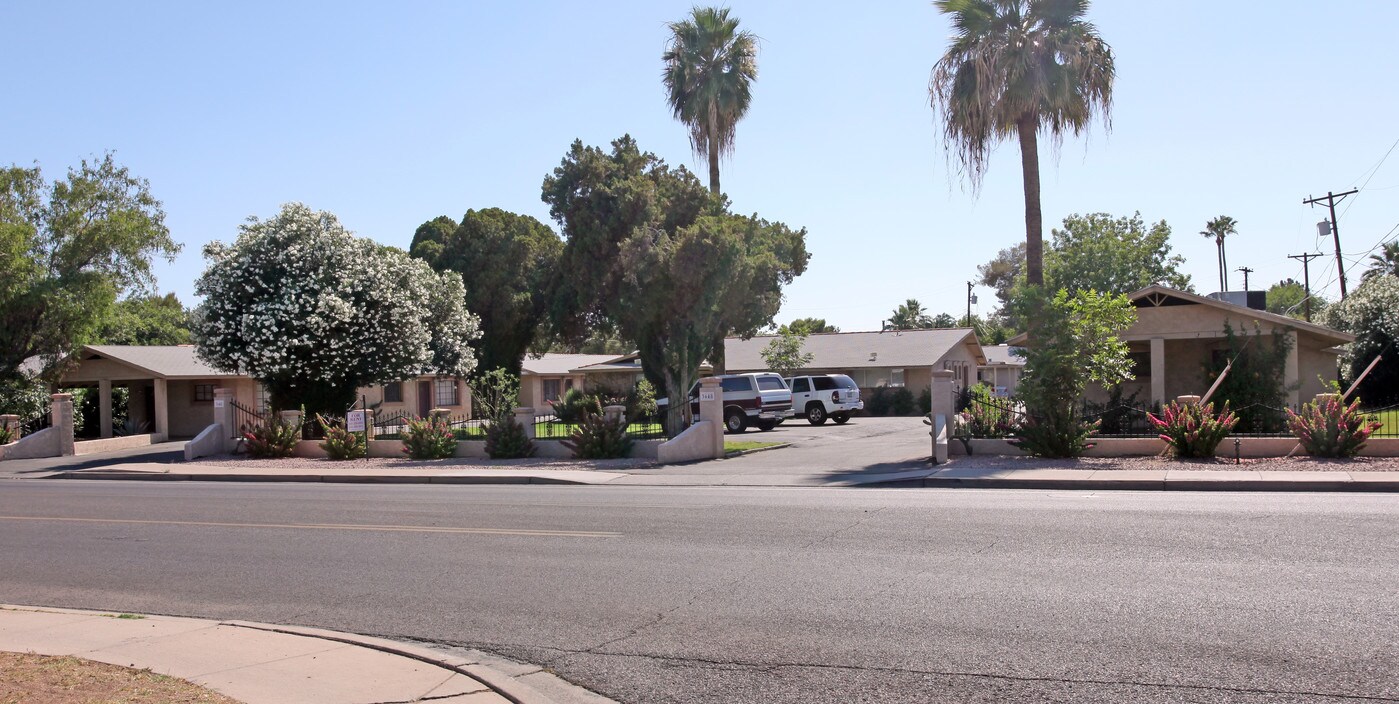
1225,403,1295,437
1360,403,1399,438
960,396,1023,439
1081,401,1159,438
19,411,51,438
443,413,488,440
533,413,573,440
229,401,264,439
372,410,414,440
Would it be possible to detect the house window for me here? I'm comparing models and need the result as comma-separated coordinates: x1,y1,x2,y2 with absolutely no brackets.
384,382,403,403
890,369,905,387
193,384,215,402
434,378,459,407
542,379,562,402
256,384,270,412
1129,352,1151,378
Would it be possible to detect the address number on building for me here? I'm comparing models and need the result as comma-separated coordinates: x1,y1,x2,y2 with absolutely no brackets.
699,391,717,402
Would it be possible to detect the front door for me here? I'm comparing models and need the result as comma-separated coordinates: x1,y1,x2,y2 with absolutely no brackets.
417,381,432,418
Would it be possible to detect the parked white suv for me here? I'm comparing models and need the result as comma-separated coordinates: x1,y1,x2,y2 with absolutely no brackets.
657,373,794,433
785,374,863,425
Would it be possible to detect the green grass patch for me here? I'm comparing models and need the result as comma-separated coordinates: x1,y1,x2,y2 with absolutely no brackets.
109,613,145,620
724,440,784,453
1368,408,1399,437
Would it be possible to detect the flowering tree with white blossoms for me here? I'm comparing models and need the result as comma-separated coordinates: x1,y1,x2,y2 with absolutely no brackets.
193,203,480,417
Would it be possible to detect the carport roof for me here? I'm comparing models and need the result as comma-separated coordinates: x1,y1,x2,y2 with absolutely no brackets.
725,328,987,371
80,345,243,379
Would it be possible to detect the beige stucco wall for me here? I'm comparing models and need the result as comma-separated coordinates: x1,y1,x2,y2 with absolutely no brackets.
360,377,471,418
977,365,1022,396
520,374,587,412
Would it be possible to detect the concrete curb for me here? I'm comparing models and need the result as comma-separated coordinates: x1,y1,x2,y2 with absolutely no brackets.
0,604,562,704
46,471,600,485
915,476,1399,492
722,442,792,458
219,620,557,704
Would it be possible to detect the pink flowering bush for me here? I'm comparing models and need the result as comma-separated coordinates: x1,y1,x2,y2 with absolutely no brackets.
1286,395,1382,458
401,415,456,460
1148,401,1237,458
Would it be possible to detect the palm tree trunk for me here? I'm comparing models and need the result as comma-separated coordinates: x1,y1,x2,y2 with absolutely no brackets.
1016,117,1044,287
1216,242,1224,293
1220,241,1229,291
707,104,721,194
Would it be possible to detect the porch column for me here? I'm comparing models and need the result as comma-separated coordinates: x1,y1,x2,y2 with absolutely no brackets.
153,378,169,440
1284,330,1301,406
98,379,113,438
1149,337,1166,407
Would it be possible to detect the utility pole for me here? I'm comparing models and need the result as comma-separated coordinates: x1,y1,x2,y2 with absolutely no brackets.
1237,266,1253,293
1288,252,1323,322
966,282,975,328
1303,189,1359,299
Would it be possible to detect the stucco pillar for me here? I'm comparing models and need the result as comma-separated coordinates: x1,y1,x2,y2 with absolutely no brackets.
51,393,75,456
278,410,303,438
604,404,626,425
98,379,113,438
1284,330,1301,407
514,407,536,440
153,378,169,440
930,370,955,464
214,388,236,451
699,377,724,457
0,415,19,440
1149,337,1166,407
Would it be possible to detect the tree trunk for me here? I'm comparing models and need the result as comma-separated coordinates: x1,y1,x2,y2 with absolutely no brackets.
710,332,726,375
663,366,694,439
707,103,721,194
1016,118,1044,287
1216,242,1224,293
1220,240,1229,292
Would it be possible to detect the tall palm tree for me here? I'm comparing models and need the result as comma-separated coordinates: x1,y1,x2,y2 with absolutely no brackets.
1200,215,1237,292
930,0,1115,287
1363,241,1399,282
662,6,758,195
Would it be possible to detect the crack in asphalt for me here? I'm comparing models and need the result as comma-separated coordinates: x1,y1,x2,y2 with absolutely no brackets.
578,507,891,655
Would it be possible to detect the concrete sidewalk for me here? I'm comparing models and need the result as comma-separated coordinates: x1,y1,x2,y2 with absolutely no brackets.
0,604,578,704
36,462,628,485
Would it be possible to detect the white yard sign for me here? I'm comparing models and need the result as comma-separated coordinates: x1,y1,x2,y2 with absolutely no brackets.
346,410,367,432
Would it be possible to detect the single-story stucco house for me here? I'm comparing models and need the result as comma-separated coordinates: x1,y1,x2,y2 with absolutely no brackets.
1010,285,1355,407
977,344,1026,397
517,353,618,411
723,328,988,395
55,345,474,439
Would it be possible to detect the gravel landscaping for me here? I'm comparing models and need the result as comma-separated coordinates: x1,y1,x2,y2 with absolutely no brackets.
188,453,657,471
0,652,241,704
947,453,1399,472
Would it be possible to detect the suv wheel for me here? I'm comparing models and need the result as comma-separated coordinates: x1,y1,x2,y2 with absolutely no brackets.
806,403,827,425
725,409,748,433
831,413,850,425
755,419,777,432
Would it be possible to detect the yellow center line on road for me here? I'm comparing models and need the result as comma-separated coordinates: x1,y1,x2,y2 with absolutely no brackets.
0,515,621,538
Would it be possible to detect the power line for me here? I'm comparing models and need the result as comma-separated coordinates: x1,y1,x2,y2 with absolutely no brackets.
1287,253,1322,322
1303,189,1359,298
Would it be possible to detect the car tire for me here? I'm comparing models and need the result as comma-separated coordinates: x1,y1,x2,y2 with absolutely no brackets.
725,409,748,434
755,420,777,431
832,413,850,424
806,403,827,425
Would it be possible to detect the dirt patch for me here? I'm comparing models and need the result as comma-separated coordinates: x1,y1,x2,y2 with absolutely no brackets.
188,454,656,471
947,454,1399,472
0,652,241,703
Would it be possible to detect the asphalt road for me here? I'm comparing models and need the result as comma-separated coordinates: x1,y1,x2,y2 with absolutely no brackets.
1,482,1395,703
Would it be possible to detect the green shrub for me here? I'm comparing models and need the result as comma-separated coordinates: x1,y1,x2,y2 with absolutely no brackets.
401,415,456,460
1207,322,1294,434
627,379,658,422
866,387,892,416
1287,395,1383,458
0,425,14,445
485,416,535,459
1149,401,1238,458
889,387,916,416
1012,413,1098,457
469,369,520,422
552,388,602,424
563,413,634,459
243,415,300,458
917,387,932,415
317,414,366,461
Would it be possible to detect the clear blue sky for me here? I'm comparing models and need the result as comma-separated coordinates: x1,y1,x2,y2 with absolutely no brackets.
5,1,1396,332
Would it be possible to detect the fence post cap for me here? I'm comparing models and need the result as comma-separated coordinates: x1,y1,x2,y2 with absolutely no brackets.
1175,395,1201,406
50,393,72,402
699,377,721,387
513,407,534,415
1313,393,1341,402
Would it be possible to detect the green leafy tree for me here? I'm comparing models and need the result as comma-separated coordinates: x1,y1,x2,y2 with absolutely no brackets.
1265,278,1327,320
542,136,806,437
1043,212,1191,295
931,313,959,328
1362,240,1399,282
1010,288,1136,457
1207,321,1294,433
193,203,480,418
977,242,1025,312
760,329,814,378
662,6,758,195
887,299,934,330
93,293,192,346
781,318,839,336
1200,215,1238,292
1324,274,1399,404
411,208,562,376
0,154,179,384
930,0,1115,287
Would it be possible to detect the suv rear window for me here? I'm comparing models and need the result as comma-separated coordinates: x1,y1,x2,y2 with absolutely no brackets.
721,377,753,393
813,377,838,391
756,376,787,391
